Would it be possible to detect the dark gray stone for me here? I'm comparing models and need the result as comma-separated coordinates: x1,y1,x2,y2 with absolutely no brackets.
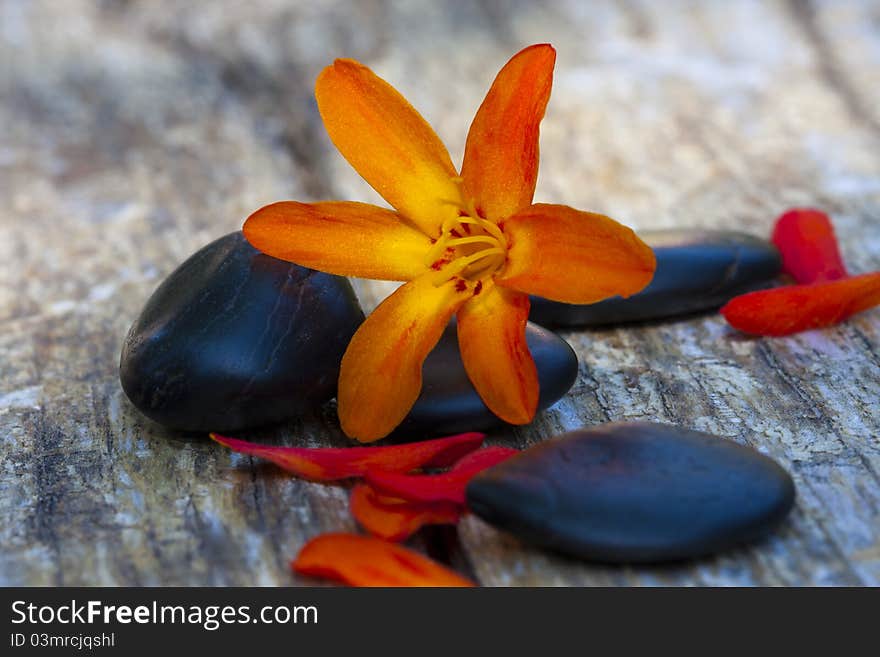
529,230,781,327
467,422,795,563
120,232,364,432
396,321,578,437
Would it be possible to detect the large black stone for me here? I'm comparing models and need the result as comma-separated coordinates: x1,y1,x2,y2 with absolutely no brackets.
467,422,795,563
396,321,578,437
120,232,364,432
529,230,781,327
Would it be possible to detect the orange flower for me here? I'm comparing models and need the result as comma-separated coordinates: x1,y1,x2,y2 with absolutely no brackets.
244,44,656,442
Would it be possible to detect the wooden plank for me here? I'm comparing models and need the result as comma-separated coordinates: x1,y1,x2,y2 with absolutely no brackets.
0,0,878,586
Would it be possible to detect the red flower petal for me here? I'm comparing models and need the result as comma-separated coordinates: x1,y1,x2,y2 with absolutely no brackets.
292,533,475,587
721,272,880,336
364,446,518,505
210,431,484,482
772,208,848,284
350,484,463,542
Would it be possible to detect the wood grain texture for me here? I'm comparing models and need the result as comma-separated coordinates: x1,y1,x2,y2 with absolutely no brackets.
1,0,878,586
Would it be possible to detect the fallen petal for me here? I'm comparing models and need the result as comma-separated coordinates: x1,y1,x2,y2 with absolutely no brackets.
210,431,484,481
365,446,519,505
721,272,880,336
772,208,848,284
350,484,463,541
292,533,475,587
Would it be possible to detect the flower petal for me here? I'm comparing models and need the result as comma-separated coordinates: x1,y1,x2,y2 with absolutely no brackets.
243,201,431,281
210,431,484,481
315,59,461,237
350,484,463,542
772,208,848,284
338,274,471,442
497,203,656,304
457,286,538,424
292,533,475,587
364,446,519,506
461,44,556,222
721,272,880,336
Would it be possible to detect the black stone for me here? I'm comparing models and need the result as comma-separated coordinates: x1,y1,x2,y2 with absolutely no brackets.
120,232,364,432
466,422,795,563
529,230,782,327
395,321,578,437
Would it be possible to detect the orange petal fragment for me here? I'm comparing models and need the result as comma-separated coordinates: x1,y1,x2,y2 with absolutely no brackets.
365,446,519,505
772,208,848,284
350,484,463,542
461,44,556,222
338,275,471,442
292,533,475,587
457,286,538,424
243,201,430,281
315,59,461,237
209,431,484,482
721,272,880,336
498,203,656,304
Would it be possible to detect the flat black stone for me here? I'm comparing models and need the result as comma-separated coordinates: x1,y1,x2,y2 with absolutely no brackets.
529,230,781,327
395,321,578,437
120,232,364,432
466,422,795,563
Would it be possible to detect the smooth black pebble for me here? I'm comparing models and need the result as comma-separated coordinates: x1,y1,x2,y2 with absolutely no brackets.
466,422,795,563
395,321,578,437
120,232,364,432
529,229,781,327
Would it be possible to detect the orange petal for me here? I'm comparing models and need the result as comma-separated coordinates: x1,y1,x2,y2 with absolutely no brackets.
461,44,556,222
721,272,880,336
292,533,475,587
243,201,431,281
497,203,656,304
457,286,538,424
315,59,461,237
350,484,463,542
338,274,471,442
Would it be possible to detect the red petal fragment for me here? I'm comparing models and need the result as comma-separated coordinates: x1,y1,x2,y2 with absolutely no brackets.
721,272,880,336
210,432,484,482
772,208,848,284
292,533,475,587
350,484,463,542
364,446,519,505
449,445,520,473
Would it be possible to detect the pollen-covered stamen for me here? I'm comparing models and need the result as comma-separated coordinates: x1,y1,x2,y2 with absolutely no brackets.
429,179,510,287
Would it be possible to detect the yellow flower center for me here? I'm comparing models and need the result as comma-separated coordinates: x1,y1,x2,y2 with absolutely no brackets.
426,178,508,290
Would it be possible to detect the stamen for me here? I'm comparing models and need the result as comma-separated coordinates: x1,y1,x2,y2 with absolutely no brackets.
431,248,505,286
446,236,500,248
456,215,506,247
424,240,452,267
466,252,506,280
426,176,510,285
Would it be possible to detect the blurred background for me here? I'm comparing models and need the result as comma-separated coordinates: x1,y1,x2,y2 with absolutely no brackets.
3,0,878,318
1,0,879,585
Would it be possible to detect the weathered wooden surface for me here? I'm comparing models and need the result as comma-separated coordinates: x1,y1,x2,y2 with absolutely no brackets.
1,0,879,586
